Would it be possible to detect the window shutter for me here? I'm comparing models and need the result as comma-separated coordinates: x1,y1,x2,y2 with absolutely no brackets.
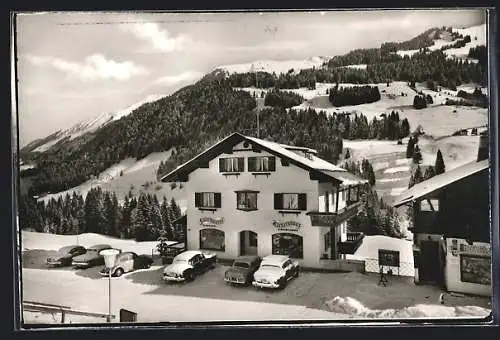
238,157,244,172
274,193,283,210
248,157,256,172
219,158,225,172
269,156,276,171
298,194,307,210
214,193,221,208
195,193,202,207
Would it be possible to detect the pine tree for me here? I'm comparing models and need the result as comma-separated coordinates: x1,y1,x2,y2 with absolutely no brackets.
434,149,446,174
412,165,424,187
412,144,423,164
345,149,351,159
406,137,415,158
423,166,436,180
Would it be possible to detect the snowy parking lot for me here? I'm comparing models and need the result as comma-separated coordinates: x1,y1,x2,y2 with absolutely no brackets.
21,256,491,324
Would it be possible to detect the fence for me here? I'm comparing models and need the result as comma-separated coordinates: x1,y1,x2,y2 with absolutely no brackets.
364,257,415,277
23,300,115,324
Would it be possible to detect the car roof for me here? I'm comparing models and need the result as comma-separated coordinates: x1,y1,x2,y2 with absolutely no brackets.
234,256,260,263
59,245,81,252
88,244,112,250
261,255,289,265
174,250,201,260
117,251,136,258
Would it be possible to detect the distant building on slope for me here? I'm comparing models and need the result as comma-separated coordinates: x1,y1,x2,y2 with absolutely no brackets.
160,132,368,269
393,131,491,296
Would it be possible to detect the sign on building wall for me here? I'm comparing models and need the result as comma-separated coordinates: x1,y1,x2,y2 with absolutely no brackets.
200,217,224,227
272,220,302,232
378,249,400,267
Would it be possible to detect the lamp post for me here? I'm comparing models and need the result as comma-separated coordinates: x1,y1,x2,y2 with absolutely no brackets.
100,248,120,323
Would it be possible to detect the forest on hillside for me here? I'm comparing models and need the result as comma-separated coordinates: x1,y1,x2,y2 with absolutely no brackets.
228,49,486,90
19,188,183,242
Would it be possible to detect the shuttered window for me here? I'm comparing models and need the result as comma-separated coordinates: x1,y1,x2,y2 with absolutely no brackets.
274,193,307,210
219,157,244,172
248,156,276,172
195,192,221,208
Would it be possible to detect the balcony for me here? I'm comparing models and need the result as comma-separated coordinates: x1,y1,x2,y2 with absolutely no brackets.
307,201,362,227
338,232,365,255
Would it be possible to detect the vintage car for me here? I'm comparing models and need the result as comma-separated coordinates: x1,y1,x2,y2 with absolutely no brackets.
99,252,153,277
71,244,114,269
224,255,261,286
46,245,87,267
252,255,299,289
163,250,216,283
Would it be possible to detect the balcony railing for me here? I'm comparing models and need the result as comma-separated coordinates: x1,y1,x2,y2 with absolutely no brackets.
307,201,362,227
338,232,365,254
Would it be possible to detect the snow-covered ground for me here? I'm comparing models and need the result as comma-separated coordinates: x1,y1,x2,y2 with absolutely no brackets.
217,56,330,75
36,150,184,205
32,94,165,153
396,24,486,61
324,296,490,319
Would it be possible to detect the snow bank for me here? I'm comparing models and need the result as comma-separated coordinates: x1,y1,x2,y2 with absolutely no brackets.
324,296,490,319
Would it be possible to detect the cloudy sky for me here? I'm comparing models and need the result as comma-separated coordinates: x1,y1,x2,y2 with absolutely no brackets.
15,10,486,147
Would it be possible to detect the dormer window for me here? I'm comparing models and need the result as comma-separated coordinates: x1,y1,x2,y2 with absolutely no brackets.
303,152,313,160
219,157,244,173
248,156,276,172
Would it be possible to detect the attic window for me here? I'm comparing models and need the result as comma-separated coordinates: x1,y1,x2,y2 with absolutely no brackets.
303,152,313,160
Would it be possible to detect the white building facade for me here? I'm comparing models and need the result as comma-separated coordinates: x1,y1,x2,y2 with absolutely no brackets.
161,133,367,269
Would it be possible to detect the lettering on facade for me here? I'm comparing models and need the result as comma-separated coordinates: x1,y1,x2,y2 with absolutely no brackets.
272,220,302,232
200,217,224,227
449,239,490,257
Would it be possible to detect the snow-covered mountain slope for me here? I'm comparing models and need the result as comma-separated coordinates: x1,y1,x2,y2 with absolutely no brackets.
396,24,486,61
216,56,330,75
32,94,165,153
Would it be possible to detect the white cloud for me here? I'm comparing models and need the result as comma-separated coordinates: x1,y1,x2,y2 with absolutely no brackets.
152,71,204,86
25,53,149,81
346,14,419,31
124,23,190,52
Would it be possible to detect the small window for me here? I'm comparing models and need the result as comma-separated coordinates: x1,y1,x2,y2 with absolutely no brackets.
236,191,258,211
219,157,244,172
200,228,225,251
274,193,307,211
248,156,276,172
195,192,221,209
420,199,439,212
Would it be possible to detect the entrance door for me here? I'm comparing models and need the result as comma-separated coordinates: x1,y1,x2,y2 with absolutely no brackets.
419,241,441,283
240,231,258,256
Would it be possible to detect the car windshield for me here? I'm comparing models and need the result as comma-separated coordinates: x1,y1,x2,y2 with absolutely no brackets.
233,262,250,268
261,264,281,269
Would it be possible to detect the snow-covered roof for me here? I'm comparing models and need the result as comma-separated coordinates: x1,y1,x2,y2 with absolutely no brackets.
160,132,364,185
246,136,345,172
392,159,489,207
320,170,369,186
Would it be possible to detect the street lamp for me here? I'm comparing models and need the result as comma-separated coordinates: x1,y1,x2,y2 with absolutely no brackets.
100,248,120,323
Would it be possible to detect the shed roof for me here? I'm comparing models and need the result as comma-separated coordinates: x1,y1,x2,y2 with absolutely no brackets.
392,159,489,207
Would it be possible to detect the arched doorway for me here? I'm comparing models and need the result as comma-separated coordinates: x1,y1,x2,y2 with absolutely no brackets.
239,230,258,256
272,233,303,259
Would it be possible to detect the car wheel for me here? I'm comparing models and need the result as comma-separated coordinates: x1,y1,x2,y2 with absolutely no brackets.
114,268,124,277
278,278,286,290
294,269,299,278
186,271,195,282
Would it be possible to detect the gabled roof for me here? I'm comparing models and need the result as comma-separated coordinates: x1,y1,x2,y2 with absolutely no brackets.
392,159,489,207
160,132,364,185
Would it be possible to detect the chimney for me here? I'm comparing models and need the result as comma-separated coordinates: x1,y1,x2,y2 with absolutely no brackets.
477,130,489,161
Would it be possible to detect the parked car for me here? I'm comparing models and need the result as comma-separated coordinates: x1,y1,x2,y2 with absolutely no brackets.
72,244,114,269
252,255,299,289
224,256,261,286
163,250,216,283
160,241,186,265
46,245,87,267
99,252,153,277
